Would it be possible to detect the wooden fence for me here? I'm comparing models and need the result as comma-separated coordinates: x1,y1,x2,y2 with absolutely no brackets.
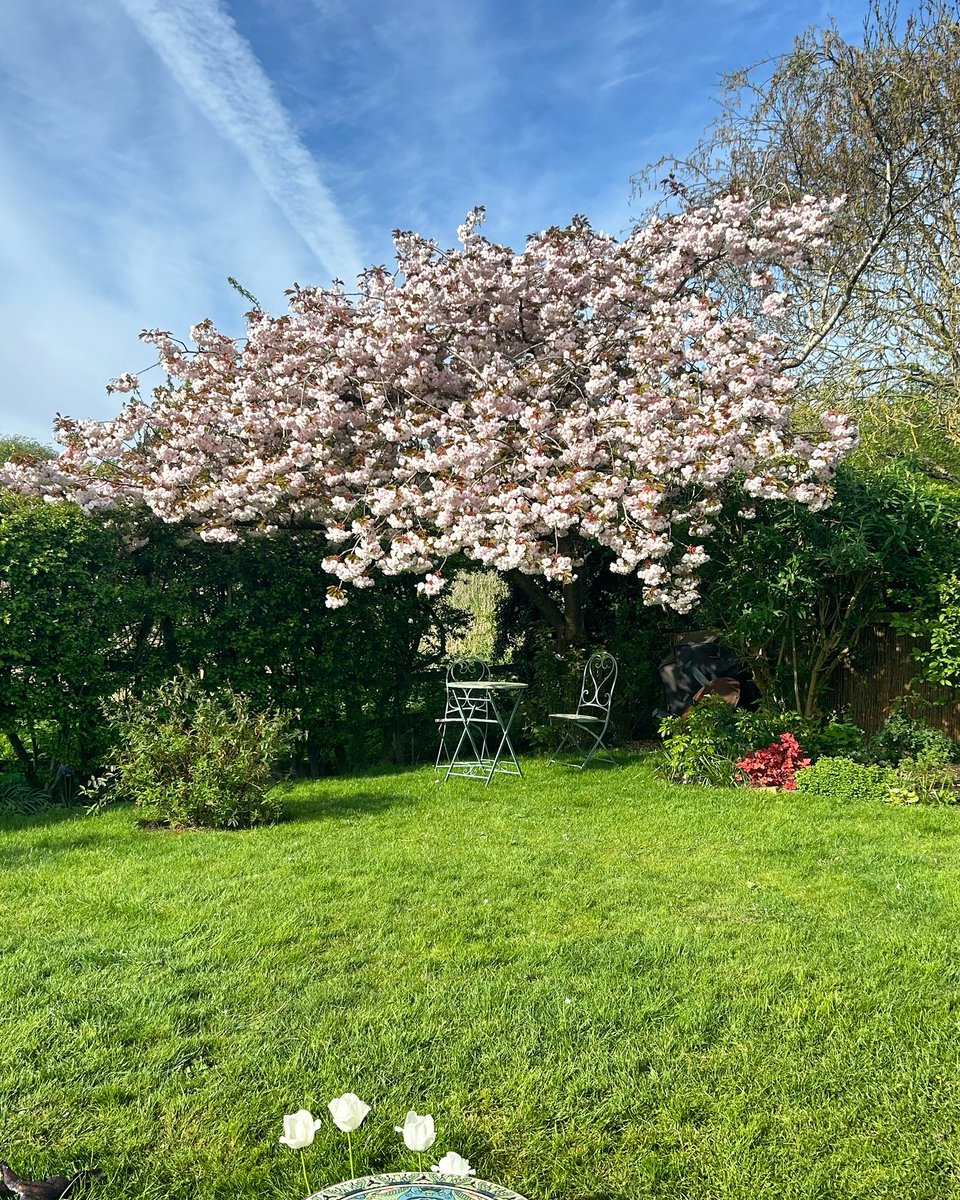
831,622,960,737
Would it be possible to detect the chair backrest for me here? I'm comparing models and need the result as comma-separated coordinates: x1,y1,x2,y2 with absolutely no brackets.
578,652,618,719
444,659,492,722
446,658,491,683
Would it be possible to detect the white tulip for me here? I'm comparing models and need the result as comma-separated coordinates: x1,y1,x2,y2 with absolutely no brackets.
431,1151,476,1176
328,1092,371,1132
279,1108,322,1150
395,1110,436,1152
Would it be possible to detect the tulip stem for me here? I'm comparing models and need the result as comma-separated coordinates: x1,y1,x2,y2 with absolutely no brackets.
418,1152,424,1174
347,1130,355,1179
299,1149,311,1197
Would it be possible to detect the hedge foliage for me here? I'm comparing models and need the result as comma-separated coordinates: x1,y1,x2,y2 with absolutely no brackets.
0,499,444,786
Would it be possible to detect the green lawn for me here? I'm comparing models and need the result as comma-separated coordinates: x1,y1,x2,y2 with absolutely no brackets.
2,757,960,1199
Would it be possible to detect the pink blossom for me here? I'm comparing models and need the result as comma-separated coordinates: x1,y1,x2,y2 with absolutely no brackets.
1,197,854,613
106,372,139,394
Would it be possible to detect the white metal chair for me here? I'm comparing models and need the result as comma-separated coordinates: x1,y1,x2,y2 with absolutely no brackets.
548,651,619,769
435,658,491,768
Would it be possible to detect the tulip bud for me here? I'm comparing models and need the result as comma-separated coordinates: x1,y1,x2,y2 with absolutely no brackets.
395,1110,436,1152
431,1151,476,1176
328,1092,371,1132
279,1109,322,1150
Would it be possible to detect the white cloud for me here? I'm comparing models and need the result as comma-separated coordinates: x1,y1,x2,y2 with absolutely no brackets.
117,0,365,284
0,0,903,443
0,124,334,440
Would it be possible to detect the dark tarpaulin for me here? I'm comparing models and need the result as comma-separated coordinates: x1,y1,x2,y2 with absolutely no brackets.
658,631,761,716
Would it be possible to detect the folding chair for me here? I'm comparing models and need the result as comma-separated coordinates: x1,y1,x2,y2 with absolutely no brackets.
548,651,619,769
435,658,491,769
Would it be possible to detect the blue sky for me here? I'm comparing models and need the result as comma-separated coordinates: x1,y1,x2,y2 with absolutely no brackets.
1,0,878,444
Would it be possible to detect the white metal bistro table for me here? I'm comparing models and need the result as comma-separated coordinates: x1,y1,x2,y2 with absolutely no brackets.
308,1172,529,1200
443,680,528,785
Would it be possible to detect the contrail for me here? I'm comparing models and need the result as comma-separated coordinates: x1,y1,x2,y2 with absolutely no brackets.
119,0,366,285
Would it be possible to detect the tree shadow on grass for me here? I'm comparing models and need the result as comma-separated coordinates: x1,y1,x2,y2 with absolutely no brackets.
287,789,420,823
0,803,92,834
0,829,118,871
306,759,433,782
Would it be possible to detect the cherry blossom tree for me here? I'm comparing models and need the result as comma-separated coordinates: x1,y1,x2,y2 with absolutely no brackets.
1,200,856,646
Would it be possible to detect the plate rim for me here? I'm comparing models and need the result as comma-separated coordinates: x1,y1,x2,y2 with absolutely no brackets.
307,1170,529,1200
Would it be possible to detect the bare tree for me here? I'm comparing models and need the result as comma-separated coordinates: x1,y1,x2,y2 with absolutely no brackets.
638,1,960,429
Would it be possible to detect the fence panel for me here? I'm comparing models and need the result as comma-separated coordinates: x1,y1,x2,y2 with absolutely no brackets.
832,622,960,737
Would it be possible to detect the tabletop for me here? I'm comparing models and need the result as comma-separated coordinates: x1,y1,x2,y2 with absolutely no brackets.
445,680,528,690
308,1172,529,1200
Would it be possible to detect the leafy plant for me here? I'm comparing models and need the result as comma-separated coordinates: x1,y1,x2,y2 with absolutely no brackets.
658,700,863,786
902,572,960,688
0,774,49,816
696,467,960,717
736,733,810,790
108,677,293,829
865,710,958,768
886,764,960,806
811,718,867,759
658,696,742,785
735,710,863,761
794,756,894,803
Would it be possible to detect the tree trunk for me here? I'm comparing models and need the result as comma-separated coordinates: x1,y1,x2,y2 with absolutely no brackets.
506,543,588,650
506,570,567,643
307,737,322,780
561,576,586,648
5,729,40,789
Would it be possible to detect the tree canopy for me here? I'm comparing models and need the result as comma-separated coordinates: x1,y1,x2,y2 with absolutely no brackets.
0,434,54,465
1,202,855,644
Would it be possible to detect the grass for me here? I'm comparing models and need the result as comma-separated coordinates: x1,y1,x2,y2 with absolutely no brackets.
2,756,960,1199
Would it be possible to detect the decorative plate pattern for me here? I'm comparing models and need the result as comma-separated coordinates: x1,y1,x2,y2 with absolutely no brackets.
307,1172,529,1200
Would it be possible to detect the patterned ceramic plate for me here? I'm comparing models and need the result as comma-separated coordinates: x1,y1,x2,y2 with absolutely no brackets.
308,1172,529,1200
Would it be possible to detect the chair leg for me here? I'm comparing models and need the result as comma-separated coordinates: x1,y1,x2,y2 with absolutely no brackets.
550,721,618,769
580,730,617,769
548,726,575,766
435,727,448,770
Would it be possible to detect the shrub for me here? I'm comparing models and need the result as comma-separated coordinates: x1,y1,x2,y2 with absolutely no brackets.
109,677,293,829
658,696,742,785
735,711,863,761
804,718,865,760
794,756,894,803
737,733,810,790
865,710,957,769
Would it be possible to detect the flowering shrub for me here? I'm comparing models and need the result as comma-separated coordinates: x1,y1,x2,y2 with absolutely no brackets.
736,733,810,790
